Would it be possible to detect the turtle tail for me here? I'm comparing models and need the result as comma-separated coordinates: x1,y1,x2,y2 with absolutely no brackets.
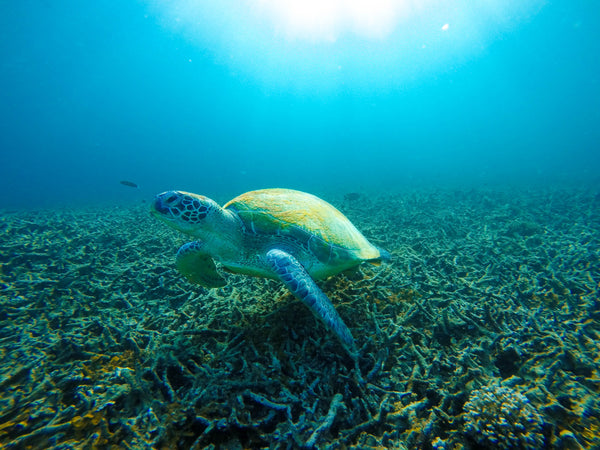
368,247,391,266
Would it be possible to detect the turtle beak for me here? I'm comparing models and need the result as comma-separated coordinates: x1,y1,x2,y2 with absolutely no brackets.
152,191,180,217
153,194,170,215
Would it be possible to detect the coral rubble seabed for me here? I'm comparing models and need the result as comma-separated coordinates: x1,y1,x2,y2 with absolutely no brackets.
0,188,599,449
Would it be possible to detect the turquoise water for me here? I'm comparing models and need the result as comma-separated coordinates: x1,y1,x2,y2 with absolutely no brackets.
1,0,598,209
1,3,600,447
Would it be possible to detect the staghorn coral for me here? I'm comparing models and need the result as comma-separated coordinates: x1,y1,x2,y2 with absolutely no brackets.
1,188,599,448
463,384,545,449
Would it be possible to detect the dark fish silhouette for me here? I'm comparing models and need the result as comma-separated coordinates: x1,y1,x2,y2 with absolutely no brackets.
120,180,138,188
344,192,361,201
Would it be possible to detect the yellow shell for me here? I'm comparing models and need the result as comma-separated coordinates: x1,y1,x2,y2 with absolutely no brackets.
224,188,381,263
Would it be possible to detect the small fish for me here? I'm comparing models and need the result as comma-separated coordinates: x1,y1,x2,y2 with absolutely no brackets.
120,180,138,188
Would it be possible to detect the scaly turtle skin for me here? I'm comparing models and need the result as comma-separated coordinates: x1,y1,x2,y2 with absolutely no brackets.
151,188,390,353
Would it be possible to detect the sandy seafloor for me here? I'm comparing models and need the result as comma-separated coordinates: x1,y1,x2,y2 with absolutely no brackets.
0,187,599,449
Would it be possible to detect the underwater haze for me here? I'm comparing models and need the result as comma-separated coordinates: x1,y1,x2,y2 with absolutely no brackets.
0,0,599,209
2,2,600,448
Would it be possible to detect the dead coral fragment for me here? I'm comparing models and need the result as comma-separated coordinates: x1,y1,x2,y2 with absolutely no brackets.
464,384,545,449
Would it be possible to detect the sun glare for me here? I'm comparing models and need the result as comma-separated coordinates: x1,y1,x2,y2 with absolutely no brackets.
149,0,546,91
257,0,416,41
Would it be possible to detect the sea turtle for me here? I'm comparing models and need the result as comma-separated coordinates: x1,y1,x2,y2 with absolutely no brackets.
151,188,390,353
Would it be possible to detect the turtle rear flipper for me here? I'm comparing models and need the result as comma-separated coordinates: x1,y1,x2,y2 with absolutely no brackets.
266,249,356,353
176,241,226,288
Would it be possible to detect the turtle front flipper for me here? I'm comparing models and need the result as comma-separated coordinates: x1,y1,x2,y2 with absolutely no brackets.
266,249,356,353
176,241,226,288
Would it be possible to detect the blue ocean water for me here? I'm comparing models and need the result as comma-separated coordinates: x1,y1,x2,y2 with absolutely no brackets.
2,3,600,447
0,0,598,209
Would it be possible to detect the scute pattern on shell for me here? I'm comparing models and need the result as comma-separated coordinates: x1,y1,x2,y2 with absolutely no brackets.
224,188,381,262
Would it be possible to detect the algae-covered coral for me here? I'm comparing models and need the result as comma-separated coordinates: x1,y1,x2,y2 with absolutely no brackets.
0,188,599,448
464,383,545,449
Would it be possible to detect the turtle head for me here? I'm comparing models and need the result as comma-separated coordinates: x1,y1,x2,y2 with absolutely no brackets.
151,191,231,238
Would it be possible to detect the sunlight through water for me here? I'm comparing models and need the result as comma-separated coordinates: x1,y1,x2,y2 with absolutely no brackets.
147,0,546,92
